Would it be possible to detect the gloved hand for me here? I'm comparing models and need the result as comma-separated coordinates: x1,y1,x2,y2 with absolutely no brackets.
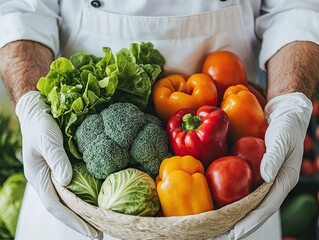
230,92,313,239
16,91,103,240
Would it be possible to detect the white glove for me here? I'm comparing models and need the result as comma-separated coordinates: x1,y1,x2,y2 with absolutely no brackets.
231,92,313,239
16,91,103,240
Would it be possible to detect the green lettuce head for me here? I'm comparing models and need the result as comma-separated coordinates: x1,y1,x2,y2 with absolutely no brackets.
98,168,160,216
0,172,26,237
0,217,12,240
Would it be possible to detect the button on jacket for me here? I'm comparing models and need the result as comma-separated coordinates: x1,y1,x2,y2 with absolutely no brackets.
1,1,319,71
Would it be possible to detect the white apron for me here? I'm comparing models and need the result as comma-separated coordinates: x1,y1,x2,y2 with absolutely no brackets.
15,1,281,239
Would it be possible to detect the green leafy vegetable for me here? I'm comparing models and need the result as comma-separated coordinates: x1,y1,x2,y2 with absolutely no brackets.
0,217,12,240
98,168,160,216
0,172,26,237
66,163,102,206
0,114,22,186
37,42,164,160
0,113,24,239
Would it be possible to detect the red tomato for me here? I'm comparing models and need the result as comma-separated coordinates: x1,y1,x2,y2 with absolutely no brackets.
231,136,266,189
301,158,315,176
315,125,319,140
312,101,319,119
206,156,253,208
303,133,313,155
313,155,319,173
202,51,247,102
282,237,298,240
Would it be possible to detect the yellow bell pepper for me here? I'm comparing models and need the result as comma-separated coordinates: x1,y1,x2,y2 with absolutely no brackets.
156,155,214,217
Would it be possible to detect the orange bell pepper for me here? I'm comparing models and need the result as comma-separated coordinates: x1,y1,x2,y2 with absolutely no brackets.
246,84,266,110
220,84,268,143
156,155,214,217
152,73,217,123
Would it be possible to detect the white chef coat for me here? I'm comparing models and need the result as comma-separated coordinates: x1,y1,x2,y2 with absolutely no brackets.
1,1,319,240
1,0,319,70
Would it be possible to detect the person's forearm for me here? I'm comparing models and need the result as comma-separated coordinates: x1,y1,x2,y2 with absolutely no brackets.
266,41,319,101
0,41,53,104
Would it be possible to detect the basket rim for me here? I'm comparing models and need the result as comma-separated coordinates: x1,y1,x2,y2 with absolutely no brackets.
52,173,274,239
52,173,273,220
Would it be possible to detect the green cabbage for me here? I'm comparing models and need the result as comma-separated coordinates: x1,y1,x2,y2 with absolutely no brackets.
66,163,102,206
98,168,160,216
0,172,26,237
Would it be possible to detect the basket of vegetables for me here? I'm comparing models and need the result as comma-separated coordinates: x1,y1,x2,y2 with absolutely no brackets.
40,43,272,239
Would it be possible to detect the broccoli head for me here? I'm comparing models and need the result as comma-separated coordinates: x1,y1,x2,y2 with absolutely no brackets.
75,102,171,179
144,113,163,126
130,123,171,176
75,114,104,153
100,102,147,149
83,134,130,179
76,114,130,179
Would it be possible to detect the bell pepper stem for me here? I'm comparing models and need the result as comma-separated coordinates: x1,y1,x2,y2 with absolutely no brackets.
182,113,201,131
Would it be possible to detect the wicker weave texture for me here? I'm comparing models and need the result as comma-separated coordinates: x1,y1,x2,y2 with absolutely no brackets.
52,175,273,240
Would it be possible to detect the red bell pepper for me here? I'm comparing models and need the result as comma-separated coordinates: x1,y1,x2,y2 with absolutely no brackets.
166,106,229,168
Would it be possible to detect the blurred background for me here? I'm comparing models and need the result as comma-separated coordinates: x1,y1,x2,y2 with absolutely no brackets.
0,81,15,120
0,79,26,240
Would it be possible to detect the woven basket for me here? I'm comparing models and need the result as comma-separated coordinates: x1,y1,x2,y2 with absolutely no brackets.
52,174,273,240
